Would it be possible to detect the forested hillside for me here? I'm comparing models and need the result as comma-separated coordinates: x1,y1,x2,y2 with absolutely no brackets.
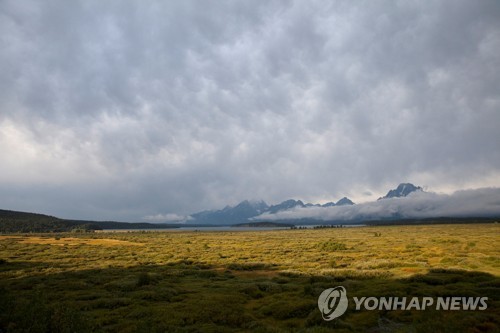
0,209,100,233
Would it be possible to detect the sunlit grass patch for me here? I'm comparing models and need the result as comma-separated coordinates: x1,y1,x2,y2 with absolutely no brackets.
318,240,348,251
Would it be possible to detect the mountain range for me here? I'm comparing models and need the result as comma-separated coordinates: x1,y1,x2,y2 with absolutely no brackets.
2,183,499,232
188,184,415,224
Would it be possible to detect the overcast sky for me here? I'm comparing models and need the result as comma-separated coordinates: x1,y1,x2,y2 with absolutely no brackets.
1,1,499,221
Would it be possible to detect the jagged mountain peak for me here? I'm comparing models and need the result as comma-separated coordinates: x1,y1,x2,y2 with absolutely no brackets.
336,197,355,206
379,183,423,200
267,199,305,214
321,197,355,207
235,199,265,208
234,199,269,212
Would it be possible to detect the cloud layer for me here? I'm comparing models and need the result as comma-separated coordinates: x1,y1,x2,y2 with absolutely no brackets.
1,1,499,220
254,188,500,222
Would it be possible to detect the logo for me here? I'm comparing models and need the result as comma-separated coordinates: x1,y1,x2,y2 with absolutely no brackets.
318,286,489,321
317,286,348,321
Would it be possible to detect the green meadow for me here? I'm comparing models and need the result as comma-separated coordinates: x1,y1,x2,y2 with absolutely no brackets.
1,224,499,332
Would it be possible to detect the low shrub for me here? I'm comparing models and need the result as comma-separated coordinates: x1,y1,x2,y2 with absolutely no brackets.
318,241,348,251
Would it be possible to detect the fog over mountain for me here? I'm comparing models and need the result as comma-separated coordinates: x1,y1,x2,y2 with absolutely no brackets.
253,187,500,222
189,198,353,224
1,1,499,221
183,184,500,224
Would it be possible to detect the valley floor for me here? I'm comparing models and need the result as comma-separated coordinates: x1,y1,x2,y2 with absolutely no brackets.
0,224,499,332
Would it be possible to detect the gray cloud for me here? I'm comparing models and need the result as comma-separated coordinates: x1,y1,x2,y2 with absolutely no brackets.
143,213,192,223
0,1,499,221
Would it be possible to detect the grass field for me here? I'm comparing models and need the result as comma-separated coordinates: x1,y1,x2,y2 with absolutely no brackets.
1,224,499,332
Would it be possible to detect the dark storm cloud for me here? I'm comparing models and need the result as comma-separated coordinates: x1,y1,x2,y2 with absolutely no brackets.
0,1,499,220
